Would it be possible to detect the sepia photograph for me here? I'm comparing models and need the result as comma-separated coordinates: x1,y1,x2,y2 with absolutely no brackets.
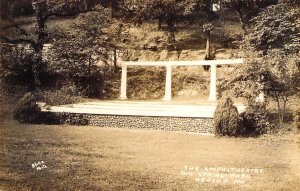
0,0,299,190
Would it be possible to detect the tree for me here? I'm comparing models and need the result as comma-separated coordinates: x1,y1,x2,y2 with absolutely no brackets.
128,0,187,44
214,96,243,136
120,0,212,43
202,0,218,21
0,0,94,90
262,51,299,123
222,2,300,124
222,0,278,32
0,44,36,90
49,6,111,97
107,0,219,48
0,0,33,18
202,23,214,59
106,20,131,73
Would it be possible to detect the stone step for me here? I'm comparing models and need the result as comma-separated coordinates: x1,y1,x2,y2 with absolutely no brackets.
40,101,246,118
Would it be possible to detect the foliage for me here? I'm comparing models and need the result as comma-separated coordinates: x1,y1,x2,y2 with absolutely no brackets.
239,102,271,135
1,0,101,18
245,3,299,123
126,0,188,45
0,0,95,90
222,0,278,31
0,44,54,90
127,66,208,99
213,97,243,136
218,32,242,49
262,51,299,123
0,0,33,18
222,3,300,124
0,0,94,51
50,7,111,97
13,92,40,123
202,23,214,33
127,67,165,99
0,82,27,119
38,112,89,125
38,88,85,106
102,0,218,25
123,0,218,46
102,18,132,72
65,114,89,126
133,0,187,27
172,67,208,95
245,5,299,52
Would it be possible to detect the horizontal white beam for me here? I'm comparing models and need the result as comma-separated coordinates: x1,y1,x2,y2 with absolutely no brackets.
122,59,243,67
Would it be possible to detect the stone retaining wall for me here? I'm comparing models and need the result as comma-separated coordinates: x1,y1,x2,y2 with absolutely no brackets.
42,112,214,134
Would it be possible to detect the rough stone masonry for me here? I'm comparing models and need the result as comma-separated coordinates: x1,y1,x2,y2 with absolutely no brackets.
43,112,214,134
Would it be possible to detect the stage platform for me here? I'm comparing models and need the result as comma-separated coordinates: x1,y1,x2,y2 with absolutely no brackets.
39,100,246,118
38,100,247,134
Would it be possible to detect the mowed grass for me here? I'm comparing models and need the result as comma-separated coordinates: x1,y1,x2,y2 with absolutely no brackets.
0,120,300,191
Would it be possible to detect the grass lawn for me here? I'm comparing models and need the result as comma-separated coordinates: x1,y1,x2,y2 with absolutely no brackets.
0,120,299,191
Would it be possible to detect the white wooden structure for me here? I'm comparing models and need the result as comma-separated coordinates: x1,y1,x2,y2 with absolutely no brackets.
120,59,244,101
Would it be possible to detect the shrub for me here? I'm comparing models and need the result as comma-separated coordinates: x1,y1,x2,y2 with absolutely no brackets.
218,32,242,49
13,92,40,123
39,87,85,106
74,71,104,98
240,102,271,135
38,112,88,126
213,97,244,136
0,81,27,119
65,114,89,126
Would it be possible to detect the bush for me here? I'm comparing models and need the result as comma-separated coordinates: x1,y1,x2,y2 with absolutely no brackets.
240,102,271,135
38,112,88,126
74,71,104,98
0,81,27,119
39,87,85,106
213,97,244,136
65,114,89,126
13,92,40,123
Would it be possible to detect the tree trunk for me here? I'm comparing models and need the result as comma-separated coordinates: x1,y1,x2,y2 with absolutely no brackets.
282,96,288,123
88,53,92,75
205,32,211,59
31,1,47,91
31,48,43,91
237,10,247,33
276,96,283,124
204,0,218,21
113,47,117,73
158,18,162,30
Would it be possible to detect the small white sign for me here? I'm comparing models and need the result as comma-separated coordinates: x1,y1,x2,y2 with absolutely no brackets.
32,161,47,171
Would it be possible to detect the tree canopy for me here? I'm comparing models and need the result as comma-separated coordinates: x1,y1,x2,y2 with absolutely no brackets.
223,2,300,123
0,0,101,90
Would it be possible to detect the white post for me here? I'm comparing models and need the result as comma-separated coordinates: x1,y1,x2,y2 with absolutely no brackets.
208,63,217,101
163,64,172,101
120,64,128,100
255,80,265,103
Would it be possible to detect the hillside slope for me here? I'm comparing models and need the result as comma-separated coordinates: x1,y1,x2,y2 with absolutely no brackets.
0,11,244,100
